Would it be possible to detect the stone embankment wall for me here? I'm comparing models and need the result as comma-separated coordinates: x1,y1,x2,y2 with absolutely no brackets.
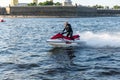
97,9,120,16
9,6,97,17
1,6,120,17
0,7,7,15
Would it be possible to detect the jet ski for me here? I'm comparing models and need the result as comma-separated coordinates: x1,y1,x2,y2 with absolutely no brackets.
47,33,81,47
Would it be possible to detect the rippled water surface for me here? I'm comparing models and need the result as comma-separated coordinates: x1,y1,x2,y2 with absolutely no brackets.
0,17,120,80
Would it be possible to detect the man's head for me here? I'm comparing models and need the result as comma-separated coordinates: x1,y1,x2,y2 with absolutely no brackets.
64,22,68,27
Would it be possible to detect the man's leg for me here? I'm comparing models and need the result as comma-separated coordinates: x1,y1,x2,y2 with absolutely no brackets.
67,32,70,37
70,32,74,40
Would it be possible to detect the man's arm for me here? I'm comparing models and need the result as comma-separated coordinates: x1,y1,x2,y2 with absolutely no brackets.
62,28,67,34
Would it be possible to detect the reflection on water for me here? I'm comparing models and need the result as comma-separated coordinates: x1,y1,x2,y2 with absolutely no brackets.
49,47,76,67
45,47,85,80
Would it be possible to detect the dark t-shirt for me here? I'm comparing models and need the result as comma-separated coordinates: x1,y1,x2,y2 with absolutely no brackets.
63,24,73,32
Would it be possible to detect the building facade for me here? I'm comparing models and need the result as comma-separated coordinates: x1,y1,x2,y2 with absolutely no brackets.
63,0,72,6
32,0,38,4
11,0,18,6
10,0,38,6
10,0,73,6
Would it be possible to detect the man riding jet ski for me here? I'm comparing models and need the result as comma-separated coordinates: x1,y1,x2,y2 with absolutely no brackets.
47,22,80,47
62,22,74,40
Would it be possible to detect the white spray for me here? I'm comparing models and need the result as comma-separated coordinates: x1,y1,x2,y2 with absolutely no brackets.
78,31,120,48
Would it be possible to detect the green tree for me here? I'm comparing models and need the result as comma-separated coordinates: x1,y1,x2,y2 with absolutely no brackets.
39,1,62,6
113,5,120,9
28,2,37,6
92,5,104,9
39,2,44,5
39,1,53,5
54,2,62,6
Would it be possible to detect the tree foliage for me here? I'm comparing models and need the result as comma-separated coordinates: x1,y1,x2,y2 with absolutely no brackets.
92,5,104,9
39,1,53,5
28,2,37,6
92,5,120,9
54,2,62,6
113,5,120,9
39,1,62,6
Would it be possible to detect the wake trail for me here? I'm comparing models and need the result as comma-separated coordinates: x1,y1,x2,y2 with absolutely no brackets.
79,31,120,48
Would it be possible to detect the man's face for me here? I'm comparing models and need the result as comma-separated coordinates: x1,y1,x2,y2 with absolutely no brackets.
64,22,68,27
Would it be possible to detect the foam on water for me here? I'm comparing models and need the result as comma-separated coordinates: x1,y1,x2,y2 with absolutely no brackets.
79,31,120,48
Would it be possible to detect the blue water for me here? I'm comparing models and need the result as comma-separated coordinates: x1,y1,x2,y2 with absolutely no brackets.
0,17,120,80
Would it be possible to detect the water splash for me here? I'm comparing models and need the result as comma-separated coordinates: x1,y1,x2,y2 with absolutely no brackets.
80,31,120,48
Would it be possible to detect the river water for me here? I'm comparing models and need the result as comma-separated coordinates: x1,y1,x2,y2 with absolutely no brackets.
0,17,120,80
